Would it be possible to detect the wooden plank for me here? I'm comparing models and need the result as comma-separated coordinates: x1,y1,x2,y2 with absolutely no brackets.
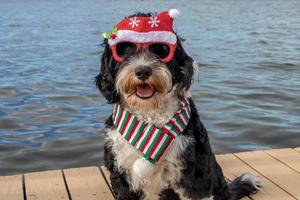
0,175,24,200
100,166,112,189
235,151,300,199
217,154,294,200
294,147,300,153
24,170,69,200
64,167,114,200
266,148,300,173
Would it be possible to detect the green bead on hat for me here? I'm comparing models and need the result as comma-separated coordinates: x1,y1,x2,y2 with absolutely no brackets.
102,25,118,40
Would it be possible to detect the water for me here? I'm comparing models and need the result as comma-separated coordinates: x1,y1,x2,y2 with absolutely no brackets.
0,0,299,175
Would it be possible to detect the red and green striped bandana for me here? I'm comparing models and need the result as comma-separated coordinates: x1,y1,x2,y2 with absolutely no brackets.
112,98,191,164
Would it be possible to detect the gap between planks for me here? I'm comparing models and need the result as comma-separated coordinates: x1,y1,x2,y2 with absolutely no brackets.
265,148,300,174
99,165,114,198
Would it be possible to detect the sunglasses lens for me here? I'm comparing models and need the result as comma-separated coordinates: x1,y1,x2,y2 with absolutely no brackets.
116,42,137,57
148,44,170,59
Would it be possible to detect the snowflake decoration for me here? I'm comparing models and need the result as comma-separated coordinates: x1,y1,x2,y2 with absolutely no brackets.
148,16,160,28
129,17,140,28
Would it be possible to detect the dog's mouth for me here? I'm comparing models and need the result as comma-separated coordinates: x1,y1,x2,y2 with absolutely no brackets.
136,83,156,99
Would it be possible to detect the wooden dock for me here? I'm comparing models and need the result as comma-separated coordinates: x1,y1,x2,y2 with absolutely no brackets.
1,147,300,200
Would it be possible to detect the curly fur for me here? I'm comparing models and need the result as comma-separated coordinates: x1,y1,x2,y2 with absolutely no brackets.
96,12,261,200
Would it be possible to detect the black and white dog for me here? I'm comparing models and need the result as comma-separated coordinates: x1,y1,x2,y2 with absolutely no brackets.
96,10,261,200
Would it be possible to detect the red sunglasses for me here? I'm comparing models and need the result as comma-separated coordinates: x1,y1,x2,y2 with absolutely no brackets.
111,42,176,63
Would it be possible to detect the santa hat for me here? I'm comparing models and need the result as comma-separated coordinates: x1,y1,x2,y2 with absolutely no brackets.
105,9,179,46
103,9,179,62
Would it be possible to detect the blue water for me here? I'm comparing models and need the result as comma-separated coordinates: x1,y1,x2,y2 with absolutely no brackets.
0,0,299,175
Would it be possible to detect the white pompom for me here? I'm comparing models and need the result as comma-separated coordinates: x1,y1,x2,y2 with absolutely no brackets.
169,9,180,18
133,158,154,179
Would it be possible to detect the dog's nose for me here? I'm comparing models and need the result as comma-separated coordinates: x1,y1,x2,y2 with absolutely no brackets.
135,66,152,81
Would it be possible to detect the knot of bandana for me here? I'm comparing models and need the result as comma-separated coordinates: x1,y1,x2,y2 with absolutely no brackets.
112,98,191,164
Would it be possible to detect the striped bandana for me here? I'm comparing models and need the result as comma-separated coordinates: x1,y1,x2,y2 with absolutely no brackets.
112,98,191,164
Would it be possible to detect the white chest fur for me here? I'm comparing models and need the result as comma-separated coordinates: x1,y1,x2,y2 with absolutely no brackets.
106,128,191,200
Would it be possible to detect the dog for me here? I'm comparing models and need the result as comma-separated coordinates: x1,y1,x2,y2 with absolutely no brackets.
95,9,261,200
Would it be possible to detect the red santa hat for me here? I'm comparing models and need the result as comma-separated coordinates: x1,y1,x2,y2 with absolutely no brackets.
106,9,179,46
103,9,180,62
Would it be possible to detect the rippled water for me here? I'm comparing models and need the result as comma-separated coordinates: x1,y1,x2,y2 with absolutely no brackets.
0,0,299,175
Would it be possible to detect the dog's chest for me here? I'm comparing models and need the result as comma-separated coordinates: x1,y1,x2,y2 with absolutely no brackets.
106,128,190,199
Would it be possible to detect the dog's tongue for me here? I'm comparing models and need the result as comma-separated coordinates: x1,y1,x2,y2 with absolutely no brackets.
136,84,155,98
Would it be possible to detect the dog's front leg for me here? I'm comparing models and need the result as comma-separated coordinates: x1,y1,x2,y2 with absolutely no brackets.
211,161,234,200
109,169,142,200
104,140,142,200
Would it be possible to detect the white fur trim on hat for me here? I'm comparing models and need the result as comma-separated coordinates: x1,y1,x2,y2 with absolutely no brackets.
108,30,177,46
169,9,180,18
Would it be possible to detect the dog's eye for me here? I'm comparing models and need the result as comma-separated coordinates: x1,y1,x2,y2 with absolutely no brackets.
116,42,136,56
148,44,170,59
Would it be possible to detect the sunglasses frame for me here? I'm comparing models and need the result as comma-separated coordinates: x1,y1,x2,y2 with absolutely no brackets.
111,42,176,63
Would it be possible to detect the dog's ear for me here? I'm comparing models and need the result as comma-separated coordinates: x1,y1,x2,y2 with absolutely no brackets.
95,40,120,104
171,37,195,92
